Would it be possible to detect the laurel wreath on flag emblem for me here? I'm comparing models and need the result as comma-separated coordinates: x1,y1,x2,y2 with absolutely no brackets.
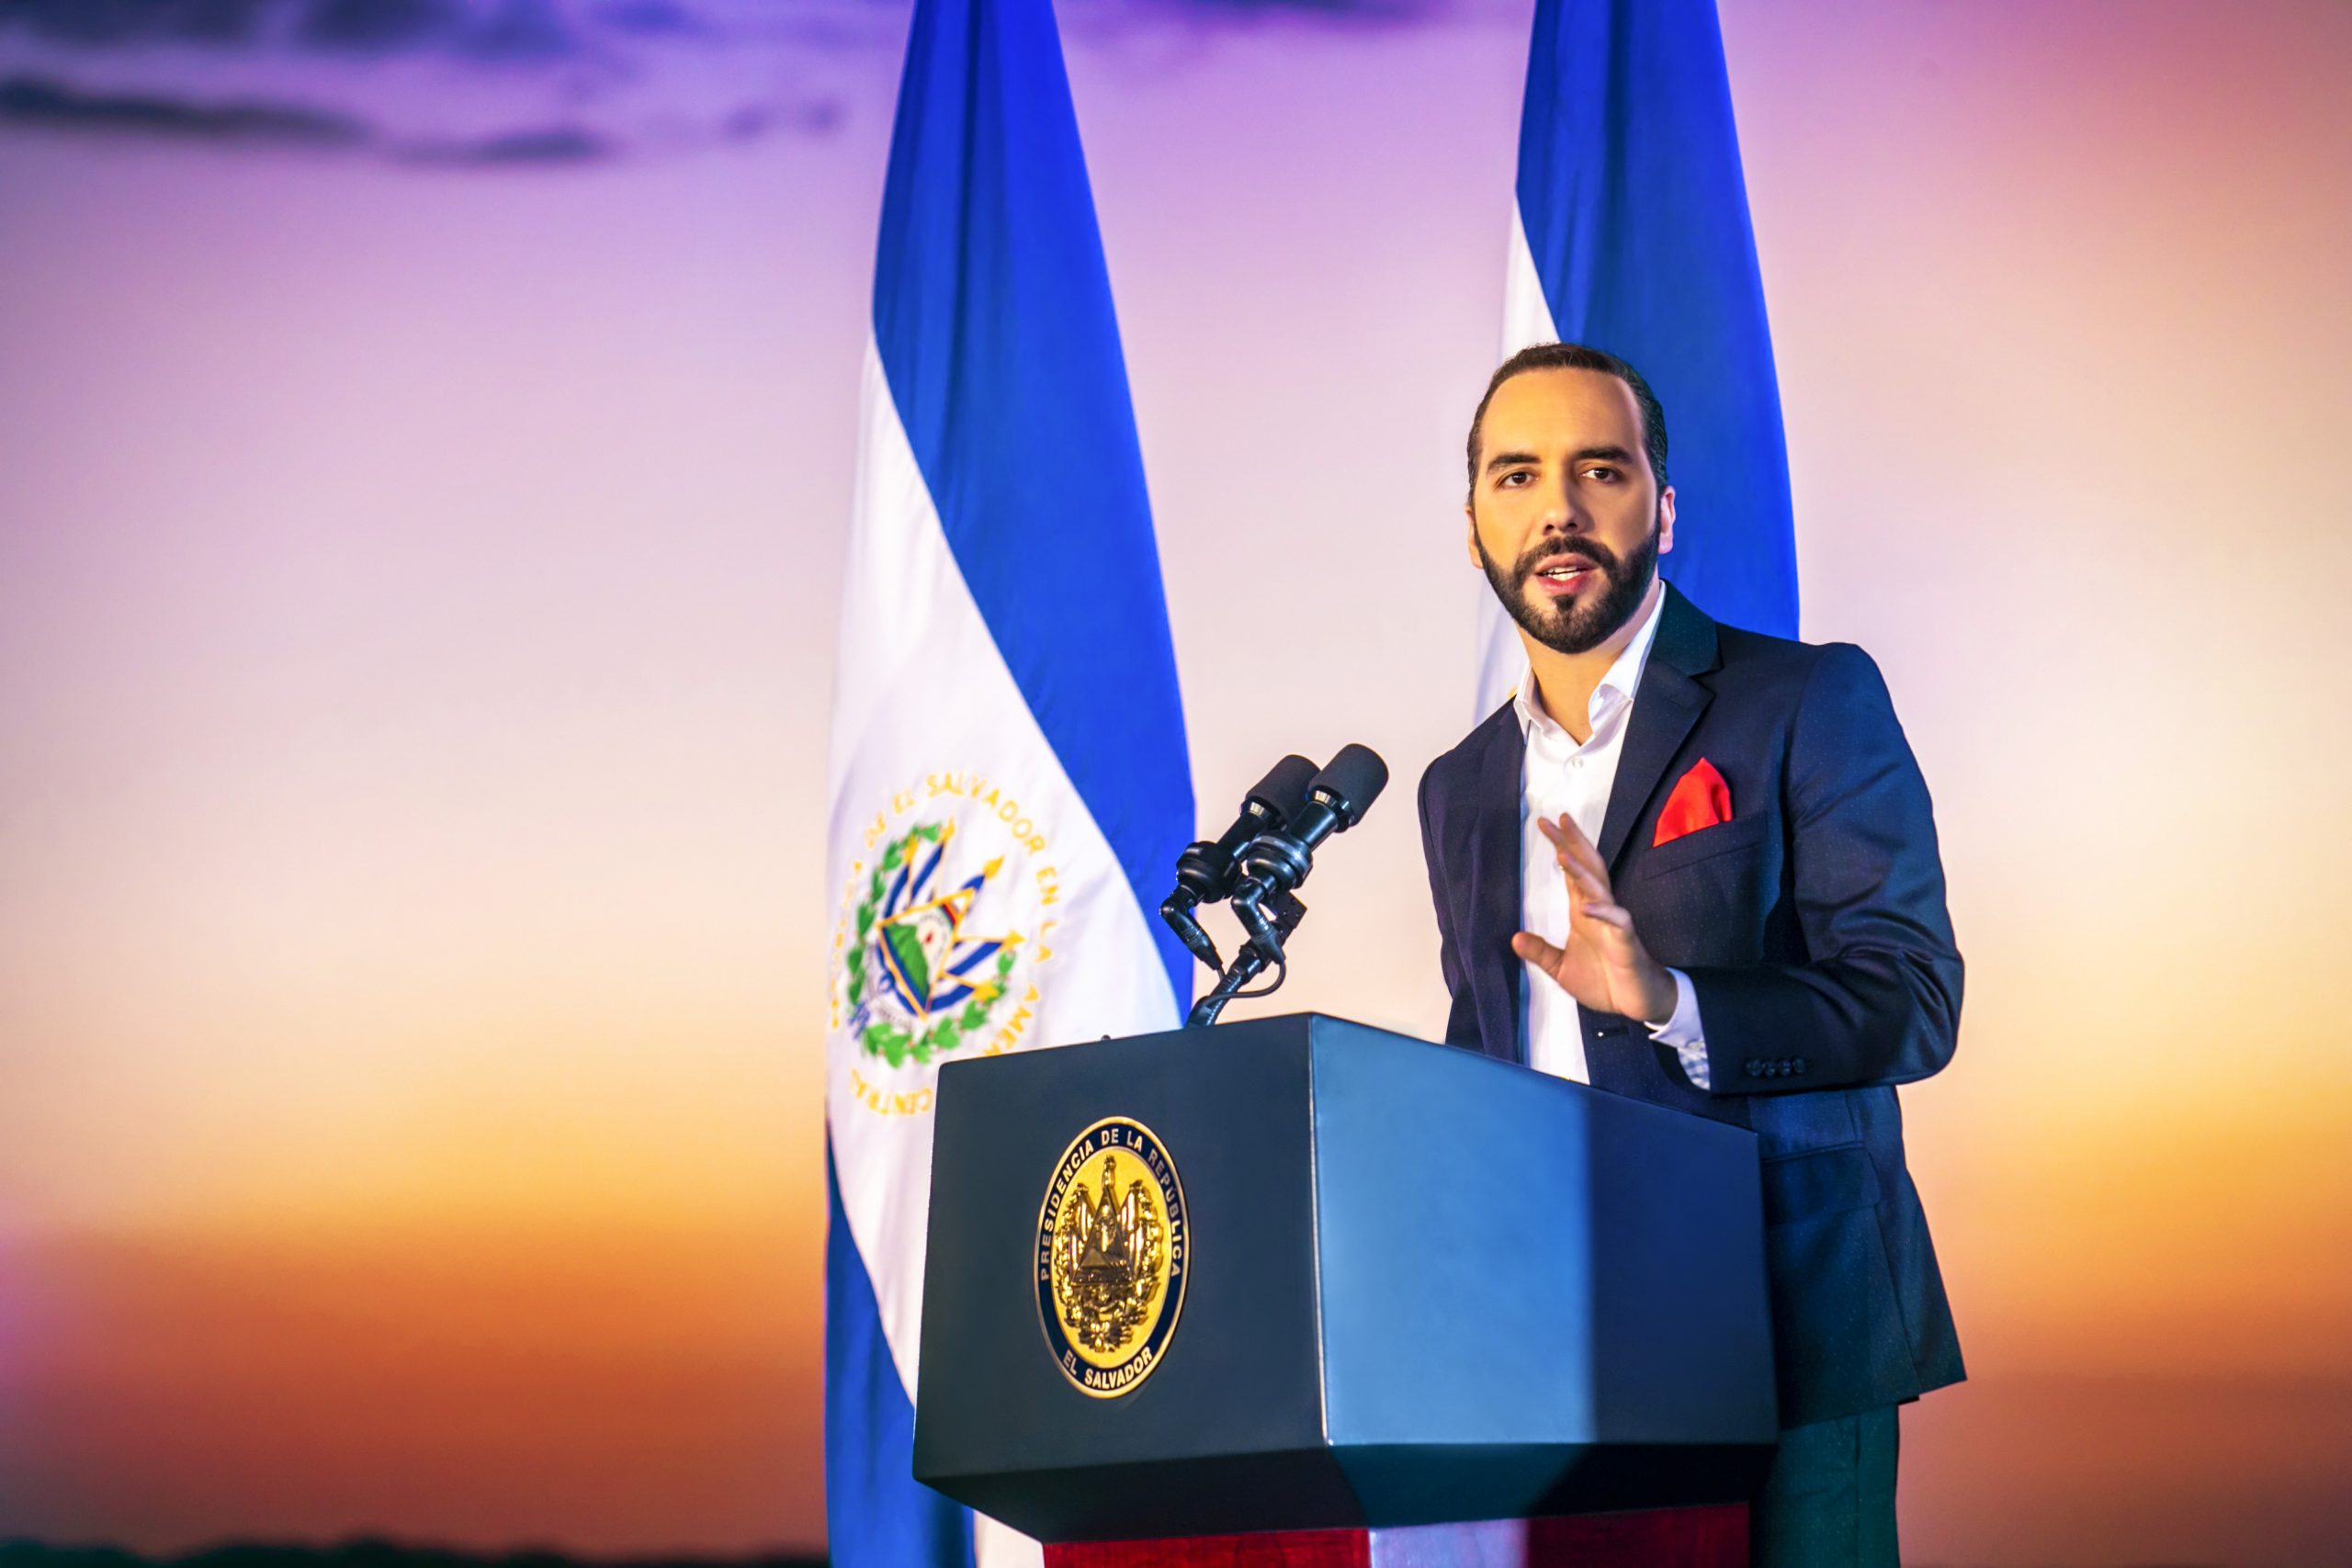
840,818,1023,1068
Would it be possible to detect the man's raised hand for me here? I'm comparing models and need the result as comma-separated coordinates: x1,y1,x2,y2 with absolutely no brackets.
1510,811,1678,1025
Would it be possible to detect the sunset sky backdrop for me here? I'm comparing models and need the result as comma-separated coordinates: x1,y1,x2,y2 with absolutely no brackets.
2,0,2348,1562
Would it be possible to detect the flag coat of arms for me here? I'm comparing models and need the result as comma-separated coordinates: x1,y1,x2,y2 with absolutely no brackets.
1477,0,1800,716
822,0,1193,1562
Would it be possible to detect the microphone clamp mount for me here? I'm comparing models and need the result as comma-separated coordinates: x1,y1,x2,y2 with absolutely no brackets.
1228,832,1315,964
1184,888,1306,1029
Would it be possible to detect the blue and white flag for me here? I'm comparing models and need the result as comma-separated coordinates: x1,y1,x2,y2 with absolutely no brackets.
823,0,1193,1561
1477,0,1799,715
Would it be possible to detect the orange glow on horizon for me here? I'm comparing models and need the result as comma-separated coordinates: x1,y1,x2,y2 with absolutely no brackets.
1,1220,826,1552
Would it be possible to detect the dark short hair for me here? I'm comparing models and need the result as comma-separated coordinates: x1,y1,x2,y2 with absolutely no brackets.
1464,342,1669,498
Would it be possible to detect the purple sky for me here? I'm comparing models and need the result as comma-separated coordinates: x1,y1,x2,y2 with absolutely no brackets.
3,0,2350,1560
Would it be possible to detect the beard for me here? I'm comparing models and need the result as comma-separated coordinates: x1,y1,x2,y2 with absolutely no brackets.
1478,512,1663,656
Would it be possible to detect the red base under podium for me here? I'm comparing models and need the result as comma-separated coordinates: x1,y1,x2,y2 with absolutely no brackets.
1040,1504,1747,1568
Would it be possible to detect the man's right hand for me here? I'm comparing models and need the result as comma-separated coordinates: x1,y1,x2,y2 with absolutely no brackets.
1510,811,1678,1025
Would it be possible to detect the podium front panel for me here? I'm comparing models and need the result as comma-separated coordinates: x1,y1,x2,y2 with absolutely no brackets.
914,1013,1778,1540
917,1019,1353,1536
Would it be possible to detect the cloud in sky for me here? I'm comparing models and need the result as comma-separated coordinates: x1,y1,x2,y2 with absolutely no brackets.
0,73,372,146
0,0,875,164
0,0,1465,164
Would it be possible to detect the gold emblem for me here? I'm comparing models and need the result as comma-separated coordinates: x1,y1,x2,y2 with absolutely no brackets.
1035,1118,1187,1397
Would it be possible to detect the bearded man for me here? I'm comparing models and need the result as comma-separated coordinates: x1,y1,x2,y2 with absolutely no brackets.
1417,342,1964,1567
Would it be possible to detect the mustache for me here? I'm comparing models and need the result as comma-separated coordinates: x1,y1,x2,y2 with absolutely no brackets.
1510,538,1621,582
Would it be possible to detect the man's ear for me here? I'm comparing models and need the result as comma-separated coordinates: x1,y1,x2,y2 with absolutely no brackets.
1464,502,1485,570
1657,485,1677,556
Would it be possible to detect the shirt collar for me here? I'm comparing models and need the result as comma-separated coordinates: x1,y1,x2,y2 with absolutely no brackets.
1510,578,1670,744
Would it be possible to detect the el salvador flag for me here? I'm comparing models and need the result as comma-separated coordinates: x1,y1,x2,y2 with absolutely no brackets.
1477,0,1799,716
822,0,1193,1561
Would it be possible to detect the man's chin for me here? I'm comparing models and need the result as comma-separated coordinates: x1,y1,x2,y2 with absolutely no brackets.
1514,593,1599,652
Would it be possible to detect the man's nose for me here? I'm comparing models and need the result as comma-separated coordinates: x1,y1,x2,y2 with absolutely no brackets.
1537,478,1588,536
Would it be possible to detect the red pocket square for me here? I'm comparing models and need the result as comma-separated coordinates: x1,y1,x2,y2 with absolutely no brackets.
1653,759,1733,847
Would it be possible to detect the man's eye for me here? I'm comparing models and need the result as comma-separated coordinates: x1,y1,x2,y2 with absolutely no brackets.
1498,471,1529,487
1583,466,1619,482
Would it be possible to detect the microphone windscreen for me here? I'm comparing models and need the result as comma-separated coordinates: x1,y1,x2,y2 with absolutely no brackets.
1248,754,1318,819
1311,743,1389,827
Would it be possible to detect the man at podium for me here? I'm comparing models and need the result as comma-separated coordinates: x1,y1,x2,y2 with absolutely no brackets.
1419,342,1965,1568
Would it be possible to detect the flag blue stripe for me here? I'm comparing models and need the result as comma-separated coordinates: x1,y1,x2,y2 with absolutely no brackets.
1516,0,1798,638
825,1141,977,1568
871,0,1194,1005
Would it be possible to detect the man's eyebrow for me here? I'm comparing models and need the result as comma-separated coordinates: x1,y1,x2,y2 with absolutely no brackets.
1482,444,1636,477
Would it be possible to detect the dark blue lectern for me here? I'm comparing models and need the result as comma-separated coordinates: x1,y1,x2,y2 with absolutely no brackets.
914,1013,1776,1552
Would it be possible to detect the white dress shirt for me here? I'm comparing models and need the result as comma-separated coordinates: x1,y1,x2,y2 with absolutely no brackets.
1514,582,1711,1088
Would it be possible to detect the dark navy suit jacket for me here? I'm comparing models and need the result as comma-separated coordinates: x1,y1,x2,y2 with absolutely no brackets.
1417,582,1965,1427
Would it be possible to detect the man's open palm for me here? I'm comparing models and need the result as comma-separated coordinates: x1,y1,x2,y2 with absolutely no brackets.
1510,812,1676,1025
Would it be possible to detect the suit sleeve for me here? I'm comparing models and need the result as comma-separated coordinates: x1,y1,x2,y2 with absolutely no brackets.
1418,762,1485,1051
1684,643,1963,1096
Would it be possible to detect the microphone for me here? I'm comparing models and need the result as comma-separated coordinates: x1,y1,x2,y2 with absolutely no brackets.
1160,754,1318,971
1227,743,1389,964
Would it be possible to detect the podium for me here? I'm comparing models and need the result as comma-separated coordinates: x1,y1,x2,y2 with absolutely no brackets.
915,1014,1777,1564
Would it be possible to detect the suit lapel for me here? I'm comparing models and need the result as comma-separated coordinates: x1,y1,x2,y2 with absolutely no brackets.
1464,705,1527,1064
1595,583,1723,873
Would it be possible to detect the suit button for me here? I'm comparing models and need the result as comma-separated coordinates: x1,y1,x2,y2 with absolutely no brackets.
1745,1059,1764,1076
1792,1057,1808,1074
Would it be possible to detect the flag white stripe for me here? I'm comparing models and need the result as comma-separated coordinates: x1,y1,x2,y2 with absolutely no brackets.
828,338,1177,1400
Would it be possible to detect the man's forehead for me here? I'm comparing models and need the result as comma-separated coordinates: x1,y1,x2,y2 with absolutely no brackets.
1484,367,1642,444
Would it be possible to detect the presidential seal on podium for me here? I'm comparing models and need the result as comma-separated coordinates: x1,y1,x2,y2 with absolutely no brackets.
1035,1117,1188,1397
